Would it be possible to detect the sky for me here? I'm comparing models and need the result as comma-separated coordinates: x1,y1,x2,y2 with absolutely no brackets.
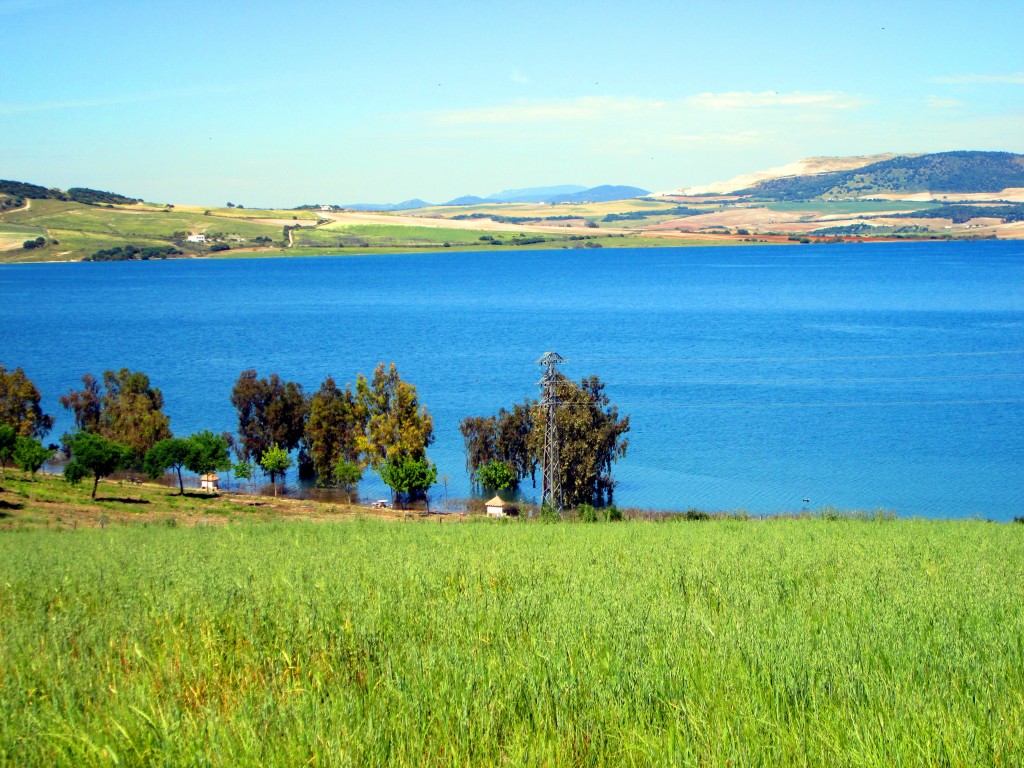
2,0,1022,207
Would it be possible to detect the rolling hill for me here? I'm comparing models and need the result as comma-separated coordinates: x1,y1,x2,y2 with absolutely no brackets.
739,151,1024,200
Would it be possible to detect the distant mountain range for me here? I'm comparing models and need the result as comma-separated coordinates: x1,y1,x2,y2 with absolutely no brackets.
735,151,1024,200
337,184,650,211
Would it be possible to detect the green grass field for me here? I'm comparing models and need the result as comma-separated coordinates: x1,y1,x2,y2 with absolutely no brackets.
761,201,941,215
1,200,285,240
0,201,299,262
1,507,1021,766
420,198,676,219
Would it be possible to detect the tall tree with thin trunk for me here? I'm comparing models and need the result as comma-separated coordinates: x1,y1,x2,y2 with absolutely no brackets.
304,376,366,486
357,363,434,471
60,369,172,464
0,365,53,439
230,370,308,463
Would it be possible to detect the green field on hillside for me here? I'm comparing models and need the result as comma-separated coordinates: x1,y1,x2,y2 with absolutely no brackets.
0,200,285,240
294,221,599,248
420,197,674,219
761,200,941,215
1,514,1020,766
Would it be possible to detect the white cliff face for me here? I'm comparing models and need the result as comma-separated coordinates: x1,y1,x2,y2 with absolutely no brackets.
663,154,903,196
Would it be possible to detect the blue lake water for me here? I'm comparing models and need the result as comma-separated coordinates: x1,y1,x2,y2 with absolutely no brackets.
1,242,1022,519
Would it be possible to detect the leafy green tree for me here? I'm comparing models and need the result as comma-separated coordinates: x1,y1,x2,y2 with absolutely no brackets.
259,444,292,496
0,365,54,439
477,460,515,492
144,432,231,495
185,430,232,478
144,438,191,494
64,431,133,500
538,375,630,507
12,436,54,479
495,402,536,486
60,369,172,464
379,456,437,509
231,370,309,464
333,459,363,490
357,363,434,470
305,376,366,486
463,374,628,507
0,424,16,479
233,460,255,492
459,415,497,483
460,402,535,489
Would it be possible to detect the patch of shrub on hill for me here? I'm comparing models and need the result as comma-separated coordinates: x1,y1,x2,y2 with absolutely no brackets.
66,187,142,206
602,206,706,222
905,203,1024,224
0,179,56,200
85,245,183,262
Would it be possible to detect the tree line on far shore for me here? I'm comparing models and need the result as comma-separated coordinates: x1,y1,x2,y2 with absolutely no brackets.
1,361,630,509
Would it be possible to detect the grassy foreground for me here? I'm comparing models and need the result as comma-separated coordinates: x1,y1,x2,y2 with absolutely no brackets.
1,475,1022,766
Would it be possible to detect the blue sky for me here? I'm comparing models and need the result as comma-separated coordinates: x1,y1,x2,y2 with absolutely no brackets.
2,0,1022,206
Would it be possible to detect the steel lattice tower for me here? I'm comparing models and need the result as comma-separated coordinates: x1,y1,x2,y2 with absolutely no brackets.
537,351,564,510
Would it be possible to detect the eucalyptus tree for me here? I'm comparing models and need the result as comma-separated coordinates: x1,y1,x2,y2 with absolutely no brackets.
462,375,628,507
304,376,366,486
0,365,53,439
60,369,172,464
357,363,434,470
230,370,308,463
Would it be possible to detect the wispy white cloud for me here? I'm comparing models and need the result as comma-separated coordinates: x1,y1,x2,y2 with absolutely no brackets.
687,90,864,110
508,69,531,85
426,96,668,126
931,73,1024,85
669,130,765,145
421,91,859,128
0,84,260,116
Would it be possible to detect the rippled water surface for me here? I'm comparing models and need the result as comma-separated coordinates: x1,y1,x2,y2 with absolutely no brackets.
2,242,1022,518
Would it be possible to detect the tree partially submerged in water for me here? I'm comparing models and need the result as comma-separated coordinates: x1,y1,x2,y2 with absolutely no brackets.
357,363,434,472
230,370,308,465
461,374,629,507
304,376,366,486
230,364,435,496
60,369,172,464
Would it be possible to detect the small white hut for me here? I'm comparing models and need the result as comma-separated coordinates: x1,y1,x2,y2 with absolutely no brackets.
485,495,506,518
200,473,220,492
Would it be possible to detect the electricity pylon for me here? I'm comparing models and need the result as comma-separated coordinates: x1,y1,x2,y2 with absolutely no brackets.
537,351,564,510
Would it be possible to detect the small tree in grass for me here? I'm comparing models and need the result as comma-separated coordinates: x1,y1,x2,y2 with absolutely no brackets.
12,436,55,480
145,431,232,495
144,438,191,494
260,444,292,497
64,431,133,500
185,430,232,480
233,460,255,493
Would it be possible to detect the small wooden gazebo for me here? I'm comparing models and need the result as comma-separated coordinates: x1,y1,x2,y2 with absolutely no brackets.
485,496,506,518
